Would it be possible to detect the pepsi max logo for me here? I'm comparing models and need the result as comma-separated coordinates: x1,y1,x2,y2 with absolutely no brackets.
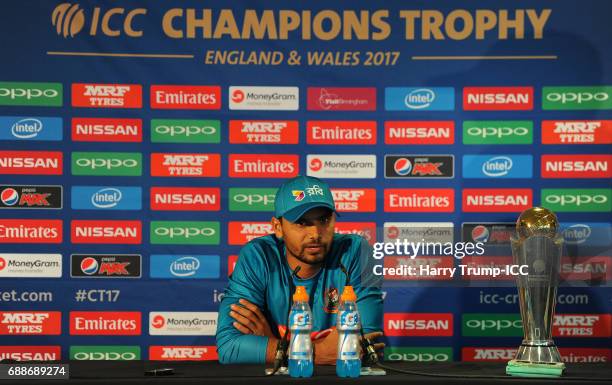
71,254,141,278
92,188,122,209
11,118,43,139
461,223,514,246
0,185,62,209
471,225,490,243
385,155,454,179
1,188,19,206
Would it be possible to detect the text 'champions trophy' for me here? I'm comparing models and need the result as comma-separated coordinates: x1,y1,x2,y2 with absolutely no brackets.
506,207,565,378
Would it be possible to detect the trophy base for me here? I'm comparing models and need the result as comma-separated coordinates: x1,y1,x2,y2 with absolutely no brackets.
506,360,565,378
515,342,563,364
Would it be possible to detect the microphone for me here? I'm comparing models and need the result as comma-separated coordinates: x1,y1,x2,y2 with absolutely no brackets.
269,265,301,375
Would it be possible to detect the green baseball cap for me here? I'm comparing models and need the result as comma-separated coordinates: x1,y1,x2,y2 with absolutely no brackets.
274,175,338,222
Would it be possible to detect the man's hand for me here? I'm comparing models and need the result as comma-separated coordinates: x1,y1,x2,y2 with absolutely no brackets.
230,299,276,338
313,329,385,365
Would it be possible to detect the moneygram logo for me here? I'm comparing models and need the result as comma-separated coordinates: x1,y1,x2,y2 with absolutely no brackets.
542,120,612,144
229,154,298,178
543,86,612,110
384,313,453,336
150,85,221,109
331,188,376,212
149,312,218,335
385,87,454,111
384,347,453,362
0,116,62,141
385,155,454,178
462,189,532,212
307,154,376,179
0,185,62,209
462,155,533,178
150,255,220,279
151,153,221,177
72,152,142,176
384,189,455,212
150,187,220,211
149,346,218,361
307,121,376,145
228,222,274,245
542,189,611,212
71,220,142,244
151,119,220,143
229,86,298,110
0,82,63,107
541,155,612,178
0,312,62,335
383,222,454,243
463,86,533,110
0,346,61,361
150,221,220,245
70,346,140,360
229,120,298,144
0,254,62,278
0,219,62,243
462,314,522,337
228,188,276,212
385,121,454,145
70,254,141,278
463,121,533,144
72,118,142,142
0,151,62,175
69,311,141,335
307,87,376,111
72,83,142,108
71,186,142,210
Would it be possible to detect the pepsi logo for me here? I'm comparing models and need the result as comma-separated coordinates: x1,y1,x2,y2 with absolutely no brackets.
309,158,322,172
0,257,6,270
231,90,244,103
471,225,490,243
80,257,99,275
393,158,412,176
1,188,19,206
152,315,166,329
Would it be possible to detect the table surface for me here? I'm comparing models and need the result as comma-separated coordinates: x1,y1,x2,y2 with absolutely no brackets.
1,361,611,384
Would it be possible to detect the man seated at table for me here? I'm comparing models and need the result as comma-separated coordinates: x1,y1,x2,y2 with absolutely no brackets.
215,175,384,364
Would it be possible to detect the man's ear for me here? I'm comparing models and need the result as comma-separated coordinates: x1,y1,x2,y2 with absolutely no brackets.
271,216,283,239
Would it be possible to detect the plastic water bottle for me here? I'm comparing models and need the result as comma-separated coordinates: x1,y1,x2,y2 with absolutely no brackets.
336,285,361,378
288,286,313,378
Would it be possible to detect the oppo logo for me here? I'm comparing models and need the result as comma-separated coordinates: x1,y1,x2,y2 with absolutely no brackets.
73,351,137,360
466,126,529,138
0,88,59,100
405,89,435,109
387,352,449,362
466,319,522,331
545,194,608,206
155,125,216,137
546,92,609,104
11,118,43,139
232,193,275,206
76,158,138,169
154,227,216,238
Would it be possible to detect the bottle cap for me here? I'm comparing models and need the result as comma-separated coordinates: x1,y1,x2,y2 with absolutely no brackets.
293,286,309,302
341,285,357,301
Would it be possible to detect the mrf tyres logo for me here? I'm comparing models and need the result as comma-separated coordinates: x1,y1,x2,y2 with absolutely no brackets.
542,120,612,144
228,222,274,245
0,312,62,335
150,221,220,245
149,346,218,361
72,83,142,108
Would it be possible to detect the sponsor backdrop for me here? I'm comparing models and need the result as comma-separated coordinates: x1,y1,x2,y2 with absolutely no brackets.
0,0,611,363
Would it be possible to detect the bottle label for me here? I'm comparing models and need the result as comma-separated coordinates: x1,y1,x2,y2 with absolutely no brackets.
338,333,361,360
339,311,360,331
290,311,312,331
289,333,312,359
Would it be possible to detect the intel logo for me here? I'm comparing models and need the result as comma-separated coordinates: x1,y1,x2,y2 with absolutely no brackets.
11,118,43,139
91,188,122,209
404,89,435,109
482,156,513,177
170,256,200,277
562,224,591,245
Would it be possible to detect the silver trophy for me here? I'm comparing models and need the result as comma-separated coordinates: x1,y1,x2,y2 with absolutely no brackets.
506,207,565,378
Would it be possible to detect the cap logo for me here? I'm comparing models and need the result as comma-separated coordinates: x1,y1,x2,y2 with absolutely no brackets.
292,190,305,201
306,184,324,196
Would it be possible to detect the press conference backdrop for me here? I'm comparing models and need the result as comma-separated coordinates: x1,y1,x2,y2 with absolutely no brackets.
0,0,611,364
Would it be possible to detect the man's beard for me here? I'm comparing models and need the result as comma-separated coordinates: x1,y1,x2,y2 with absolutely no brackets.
294,251,326,265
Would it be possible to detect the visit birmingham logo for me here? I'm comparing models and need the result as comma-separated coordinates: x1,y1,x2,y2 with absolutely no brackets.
51,3,85,38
